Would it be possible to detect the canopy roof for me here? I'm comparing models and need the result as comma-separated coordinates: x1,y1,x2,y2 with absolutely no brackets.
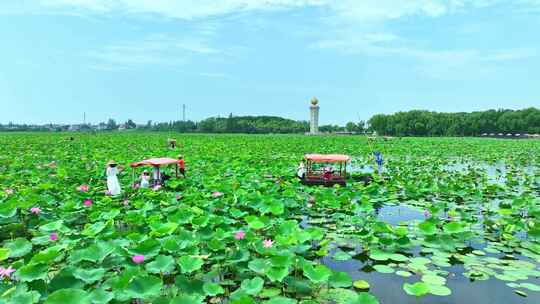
130,157,180,168
304,154,350,163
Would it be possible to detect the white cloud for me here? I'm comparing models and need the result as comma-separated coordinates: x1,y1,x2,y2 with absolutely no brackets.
86,34,221,70
199,72,229,78
10,0,529,21
33,0,328,19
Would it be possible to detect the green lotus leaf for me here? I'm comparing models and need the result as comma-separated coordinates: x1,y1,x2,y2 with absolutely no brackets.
519,283,540,291
17,263,49,282
373,265,394,274
368,250,391,261
443,222,465,234
260,288,282,298
353,280,370,290
129,239,161,258
70,242,114,264
178,256,204,274
175,275,205,295
241,277,265,295
88,288,113,304
330,272,353,288
0,248,10,261
428,284,452,296
418,221,437,235
396,270,412,277
125,275,163,299
4,238,32,258
421,274,446,286
333,251,352,261
170,294,204,304
266,267,289,282
150,222,179,235
263,296,297,304
0,204,17,218
39,220,64,232
72,268,105,284
81,221,107,237
44,289,91,304
245,215,266,230
30,246,62,264
145,255,176,274
403,282,430,297
347,292,380,304
303,264,332,284
248,258,271,274
202,282,224,296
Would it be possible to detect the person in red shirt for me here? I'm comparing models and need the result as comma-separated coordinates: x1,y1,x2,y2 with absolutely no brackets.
178,155,186,177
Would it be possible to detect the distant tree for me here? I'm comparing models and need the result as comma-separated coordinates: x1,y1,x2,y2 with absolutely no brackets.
126,119,137,129
368,107,540,136
106,119,118,130
346,122,357,132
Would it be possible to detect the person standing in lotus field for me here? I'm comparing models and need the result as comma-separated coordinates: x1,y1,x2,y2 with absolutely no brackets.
374,151,384,176
106,160,122,195
178,155,186,177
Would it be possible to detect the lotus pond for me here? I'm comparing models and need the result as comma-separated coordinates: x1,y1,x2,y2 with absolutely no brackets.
1,133,539,304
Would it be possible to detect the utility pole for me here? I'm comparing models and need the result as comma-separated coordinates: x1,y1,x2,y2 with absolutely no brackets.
182,104,186,122
83,112,86,125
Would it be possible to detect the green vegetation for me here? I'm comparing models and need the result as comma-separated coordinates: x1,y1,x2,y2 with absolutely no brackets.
0,133,539,303
368,107,540,136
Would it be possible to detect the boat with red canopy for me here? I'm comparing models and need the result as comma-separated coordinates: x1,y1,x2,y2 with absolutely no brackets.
301,154,350,186
130,157,182,185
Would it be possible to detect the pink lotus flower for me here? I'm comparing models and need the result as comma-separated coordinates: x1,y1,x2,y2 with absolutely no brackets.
263,239,274,248
30,207,41,215
423,210,431,218
212,192,223,198
234,231,246,240
176,194,183,201
4,189,14,195
123,199,129,206
0,266,16,279
50,233,58,241
84,199,92,207
132,255,145,264
132,183,140,189
77,184,89,192
153,185,162,191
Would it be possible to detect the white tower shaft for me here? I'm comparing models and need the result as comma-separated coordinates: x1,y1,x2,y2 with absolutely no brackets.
310,105,319,134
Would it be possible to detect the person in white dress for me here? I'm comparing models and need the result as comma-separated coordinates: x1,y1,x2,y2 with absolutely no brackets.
106,160,122,196
297,161,306,179
140,170,150,188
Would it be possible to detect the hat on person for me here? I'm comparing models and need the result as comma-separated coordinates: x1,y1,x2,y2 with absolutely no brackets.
107,160,117,166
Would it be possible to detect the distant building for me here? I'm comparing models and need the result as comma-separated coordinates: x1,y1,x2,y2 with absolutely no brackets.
68,124,82,131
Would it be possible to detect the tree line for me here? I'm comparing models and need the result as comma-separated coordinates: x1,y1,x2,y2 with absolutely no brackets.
368,108,540,136
2,107,538,136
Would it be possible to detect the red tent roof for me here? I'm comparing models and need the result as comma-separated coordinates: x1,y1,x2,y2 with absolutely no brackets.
130,157,181,168
304,154,350,163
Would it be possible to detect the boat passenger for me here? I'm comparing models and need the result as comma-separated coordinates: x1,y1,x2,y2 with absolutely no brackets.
140,170,150,188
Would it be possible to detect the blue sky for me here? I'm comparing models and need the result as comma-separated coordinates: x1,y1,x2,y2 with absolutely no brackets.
1,1,539,125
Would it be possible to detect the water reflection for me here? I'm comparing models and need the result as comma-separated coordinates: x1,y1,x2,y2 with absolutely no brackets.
376,204,425,225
